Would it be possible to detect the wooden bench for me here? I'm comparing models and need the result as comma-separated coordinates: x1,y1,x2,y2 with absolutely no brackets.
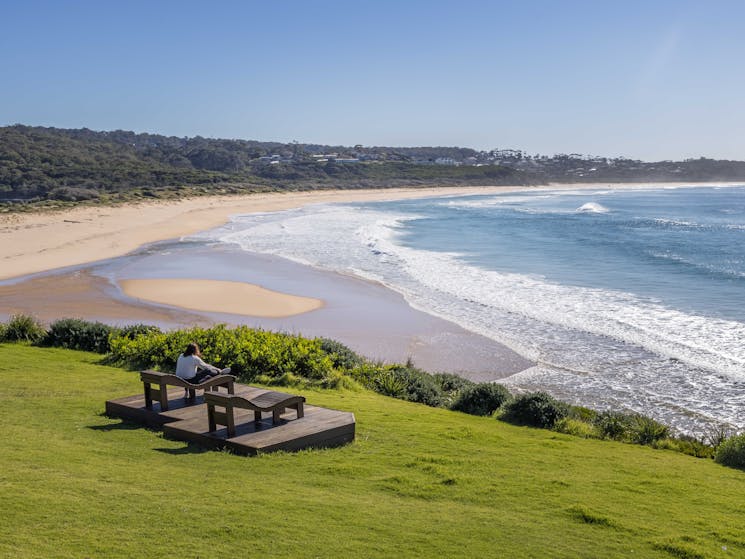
205,391,306,437
140,370,236,411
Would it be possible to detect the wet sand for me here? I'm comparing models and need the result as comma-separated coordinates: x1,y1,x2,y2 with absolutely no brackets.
0,253,532,381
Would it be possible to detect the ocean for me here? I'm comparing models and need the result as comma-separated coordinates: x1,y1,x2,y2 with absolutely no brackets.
192,184,745,435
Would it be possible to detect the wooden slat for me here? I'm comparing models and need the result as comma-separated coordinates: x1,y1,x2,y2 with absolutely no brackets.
106,383,355,455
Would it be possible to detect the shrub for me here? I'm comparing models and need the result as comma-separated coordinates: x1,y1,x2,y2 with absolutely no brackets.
594,410,635,441
450,383,511,416
108,324,333,383
554,417,599,438
388,365,444,407
433,373,475,406
2,314,46,344
433,373,474,394
704,423,738,448
373,369,408,398
715,433,745,470
117,323,162,340
500,392,569,429
45,318,119,353
317,337,364,370
47,186,100,201
321,370,361,391
350,363,445,407
568,405,598,423
629,414,670,446
653,437,714,459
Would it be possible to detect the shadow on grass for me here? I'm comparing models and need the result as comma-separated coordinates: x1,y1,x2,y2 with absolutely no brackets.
154,444,210,455
88,420,143,432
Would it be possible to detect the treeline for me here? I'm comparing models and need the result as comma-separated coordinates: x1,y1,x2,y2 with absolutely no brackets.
4,125,745,208
493,151,745,183
0,125,530,205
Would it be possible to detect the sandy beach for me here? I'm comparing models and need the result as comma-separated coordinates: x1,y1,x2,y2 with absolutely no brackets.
1,181,737,377
1,186,526,282
4,181,720,282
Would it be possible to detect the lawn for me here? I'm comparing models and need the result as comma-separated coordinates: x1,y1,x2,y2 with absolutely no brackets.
1,343,743,558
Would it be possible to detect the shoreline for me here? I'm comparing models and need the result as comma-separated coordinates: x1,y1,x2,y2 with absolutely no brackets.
0,253,534,380
2,181,742,381
3,181,739,282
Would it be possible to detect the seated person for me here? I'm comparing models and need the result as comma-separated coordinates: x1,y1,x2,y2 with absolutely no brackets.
176,342,229,397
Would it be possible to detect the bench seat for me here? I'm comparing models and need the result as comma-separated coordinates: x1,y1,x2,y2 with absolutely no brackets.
205,390,305,437
140,370,236,411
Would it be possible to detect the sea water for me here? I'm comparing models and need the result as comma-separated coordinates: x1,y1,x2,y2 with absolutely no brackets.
196,185,745,434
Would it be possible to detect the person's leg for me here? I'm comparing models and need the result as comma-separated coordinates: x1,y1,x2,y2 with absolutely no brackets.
192,370,215,384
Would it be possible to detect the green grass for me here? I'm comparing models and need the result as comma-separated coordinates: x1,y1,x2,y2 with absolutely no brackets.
1,344,744,558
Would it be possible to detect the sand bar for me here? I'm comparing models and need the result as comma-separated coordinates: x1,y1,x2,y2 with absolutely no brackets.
0,270,206,324
120,278,323,318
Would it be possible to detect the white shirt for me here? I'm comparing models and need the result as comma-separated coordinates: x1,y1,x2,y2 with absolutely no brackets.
176,354,219,380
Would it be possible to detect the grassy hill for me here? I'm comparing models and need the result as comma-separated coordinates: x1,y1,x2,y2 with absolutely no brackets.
1,343,743,558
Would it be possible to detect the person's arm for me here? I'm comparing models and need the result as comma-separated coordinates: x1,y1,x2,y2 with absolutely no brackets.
193,355,220,374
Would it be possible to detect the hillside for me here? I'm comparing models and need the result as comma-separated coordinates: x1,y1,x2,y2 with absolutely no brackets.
0,125,529,205
3,125,744,209
1,343,743,558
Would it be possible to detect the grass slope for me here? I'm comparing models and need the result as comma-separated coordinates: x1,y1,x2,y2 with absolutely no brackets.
1,344,743,558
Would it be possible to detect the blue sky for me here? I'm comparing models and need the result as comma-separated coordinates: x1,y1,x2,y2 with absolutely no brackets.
1,0,743,160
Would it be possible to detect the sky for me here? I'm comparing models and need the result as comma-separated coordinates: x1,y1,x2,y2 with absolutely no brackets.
1,0,744,161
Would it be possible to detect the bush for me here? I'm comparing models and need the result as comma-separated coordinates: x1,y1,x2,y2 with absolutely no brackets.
2,314,46,344
45,318,119,353
117,323,162,340
568,405,598,423
433,373,474,394
554,417,599,438
654,437,714,459
350,363,445,407
108,324,333,383
317,337,364,370
704,423,738,448
500,392,569,429
373,369,408,398
450,383,511,416
714,433,745,470
47,186,100,201
433,373,475,406
594,410,635,441
629,414,670,446
389,365,444,407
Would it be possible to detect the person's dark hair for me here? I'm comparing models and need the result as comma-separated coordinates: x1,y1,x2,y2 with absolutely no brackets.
184,342,201,357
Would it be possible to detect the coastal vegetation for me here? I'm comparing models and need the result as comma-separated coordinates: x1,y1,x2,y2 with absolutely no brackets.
1,339,745,558
0,125,529,209
3,125,745,211
2,315,741,468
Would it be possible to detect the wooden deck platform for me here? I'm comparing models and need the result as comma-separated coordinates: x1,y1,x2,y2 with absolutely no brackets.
105,383,355,455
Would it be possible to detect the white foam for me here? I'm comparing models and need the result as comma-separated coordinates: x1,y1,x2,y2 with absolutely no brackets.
576,202,609,213
196,200,745,432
